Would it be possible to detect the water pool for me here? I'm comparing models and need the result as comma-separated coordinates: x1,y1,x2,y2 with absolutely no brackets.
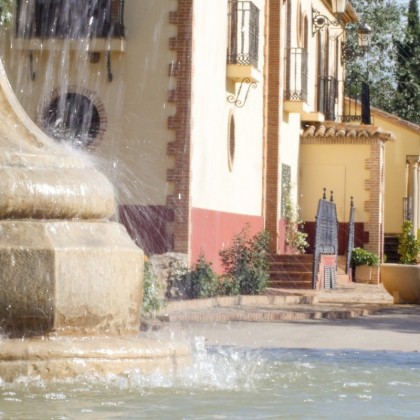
1,339,419,419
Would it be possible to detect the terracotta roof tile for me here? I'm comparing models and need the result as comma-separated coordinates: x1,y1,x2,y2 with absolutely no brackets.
301,122,394,142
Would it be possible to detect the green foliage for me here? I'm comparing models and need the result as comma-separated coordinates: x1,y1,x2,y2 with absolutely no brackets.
398,220,420,264
165,261,189,300
142,261,164,318
350,247,379,267
219,227,270,295
394,0,420,124
0,0,12,27
165,255,218,299
216,275,240,296
184,255,218,299
283,182,309,254
346,0,420,124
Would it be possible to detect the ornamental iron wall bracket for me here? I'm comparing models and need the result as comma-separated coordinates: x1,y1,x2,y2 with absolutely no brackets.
312,7,342,36
227,77,257,108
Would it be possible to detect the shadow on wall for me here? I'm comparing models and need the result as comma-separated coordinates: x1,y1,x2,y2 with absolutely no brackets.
303,222,368,255
118,205,174,255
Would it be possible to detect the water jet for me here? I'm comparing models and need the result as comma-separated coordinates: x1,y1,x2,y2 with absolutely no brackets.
0,60,189,381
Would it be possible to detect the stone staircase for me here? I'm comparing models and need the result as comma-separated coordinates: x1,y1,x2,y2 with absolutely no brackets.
269,254,351,289
269,254,314,289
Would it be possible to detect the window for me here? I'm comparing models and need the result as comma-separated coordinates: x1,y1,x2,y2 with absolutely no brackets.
228,113,236,171
41,92,104,149
16,0,125,39
227,1,260,67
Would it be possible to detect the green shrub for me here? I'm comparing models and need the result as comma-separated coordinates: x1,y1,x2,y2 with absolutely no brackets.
0,0,12,26
283,182,309,254
350,247,379,267
184,255,218,299
398,220,420,264
219,227,270,295
165,255,218,299
142,260,164,317
217,275,240,296
165,261,189,300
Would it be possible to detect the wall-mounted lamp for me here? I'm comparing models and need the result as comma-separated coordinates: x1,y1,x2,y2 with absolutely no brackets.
356,22,372,49
335,22,372,61
331,0,347,15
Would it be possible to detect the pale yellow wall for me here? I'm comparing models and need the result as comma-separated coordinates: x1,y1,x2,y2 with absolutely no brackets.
190,0,265,216
2,0,176,206
281,0,348,213
370,113,420,233
299,143,370,223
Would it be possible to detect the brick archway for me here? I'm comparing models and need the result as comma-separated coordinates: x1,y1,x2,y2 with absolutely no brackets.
38,85,107,150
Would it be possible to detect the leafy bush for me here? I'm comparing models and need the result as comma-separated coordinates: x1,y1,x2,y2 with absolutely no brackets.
350,247,379,267
283,182,309,254
184,255,218,299
219,227,270,295
142,260,164,317
165,261,189,300
217,275,240,296
398,220,420,264
165,255,218,299
0,0,12,26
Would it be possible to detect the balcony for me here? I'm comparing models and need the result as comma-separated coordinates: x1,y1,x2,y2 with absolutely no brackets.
226,0,260,83
317,76,338,121
14,0,126,52
284,48,312,115
338,79,371,125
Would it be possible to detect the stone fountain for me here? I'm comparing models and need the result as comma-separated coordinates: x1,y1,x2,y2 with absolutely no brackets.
0,61,189,381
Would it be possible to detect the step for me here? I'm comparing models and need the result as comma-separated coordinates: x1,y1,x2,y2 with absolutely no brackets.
269,271,312,281
268,279,313,289
270,254,313,263
270,262,313,272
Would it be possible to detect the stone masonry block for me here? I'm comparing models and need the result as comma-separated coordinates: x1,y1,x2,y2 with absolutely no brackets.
0,221,143,337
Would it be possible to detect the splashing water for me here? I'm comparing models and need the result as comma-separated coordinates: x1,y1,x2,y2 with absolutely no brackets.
0,337,419,419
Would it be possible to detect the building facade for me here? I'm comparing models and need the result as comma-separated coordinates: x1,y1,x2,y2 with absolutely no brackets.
3,0,416,285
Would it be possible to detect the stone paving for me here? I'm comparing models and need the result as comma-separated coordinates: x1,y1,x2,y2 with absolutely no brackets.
145,283,420,352
146,283,395,328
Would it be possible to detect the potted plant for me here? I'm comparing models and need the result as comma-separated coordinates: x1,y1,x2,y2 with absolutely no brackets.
351,247,379,283
382,221,420,303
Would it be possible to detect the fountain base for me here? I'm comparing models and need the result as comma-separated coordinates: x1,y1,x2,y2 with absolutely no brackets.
0,336,191,382
0,220,144,336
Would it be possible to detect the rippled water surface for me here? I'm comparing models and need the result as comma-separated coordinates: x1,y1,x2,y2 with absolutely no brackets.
1,340,420,419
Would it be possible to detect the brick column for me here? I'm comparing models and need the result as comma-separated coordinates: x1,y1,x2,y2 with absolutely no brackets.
263,0,283,253
166,1,193,254
365,139,385,283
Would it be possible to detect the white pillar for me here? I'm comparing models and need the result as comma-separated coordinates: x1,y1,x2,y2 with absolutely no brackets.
406,156,420,228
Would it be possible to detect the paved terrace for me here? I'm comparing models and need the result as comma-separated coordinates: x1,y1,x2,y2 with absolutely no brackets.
154,283,394,324
145,284,420,352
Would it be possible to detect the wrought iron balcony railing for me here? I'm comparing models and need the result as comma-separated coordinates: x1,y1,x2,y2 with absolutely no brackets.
227,0,259,67
317,76,338,121
338,79,371,125
16,0,125,39
284,48,308,102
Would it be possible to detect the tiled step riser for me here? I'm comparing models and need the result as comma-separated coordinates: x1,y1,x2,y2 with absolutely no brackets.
269,272,313,281
269,280,313,289
270,263,313,272
270,256,313,263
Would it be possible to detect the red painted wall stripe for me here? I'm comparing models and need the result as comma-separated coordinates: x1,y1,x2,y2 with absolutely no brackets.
191,207,264,273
